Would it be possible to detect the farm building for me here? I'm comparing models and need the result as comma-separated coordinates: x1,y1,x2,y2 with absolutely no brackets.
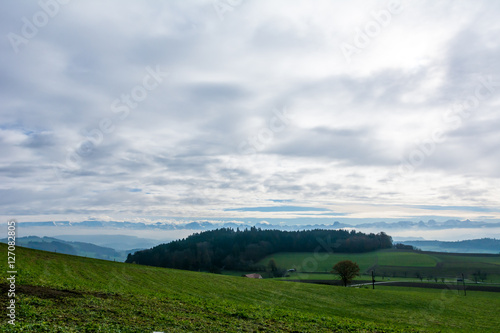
243,273,263,279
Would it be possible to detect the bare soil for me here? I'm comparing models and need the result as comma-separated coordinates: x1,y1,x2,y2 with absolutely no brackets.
0,283,119,300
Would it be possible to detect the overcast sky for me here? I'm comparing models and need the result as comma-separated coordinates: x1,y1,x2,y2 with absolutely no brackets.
1,0,500,226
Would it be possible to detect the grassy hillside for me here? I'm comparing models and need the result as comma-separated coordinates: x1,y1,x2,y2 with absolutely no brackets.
1,244,500,332
258,249,500,282
258,249,439,273
401,238,500,254
0,236,130,261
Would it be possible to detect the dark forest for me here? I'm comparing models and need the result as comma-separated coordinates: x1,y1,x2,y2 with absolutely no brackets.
126,227,393,272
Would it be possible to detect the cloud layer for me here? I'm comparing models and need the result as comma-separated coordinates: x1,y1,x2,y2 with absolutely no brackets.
1,0,500,225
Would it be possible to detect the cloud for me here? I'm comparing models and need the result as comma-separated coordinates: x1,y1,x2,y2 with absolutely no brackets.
404,205,499,213
267,126,392,165
225,206,331,212
0,0,499,226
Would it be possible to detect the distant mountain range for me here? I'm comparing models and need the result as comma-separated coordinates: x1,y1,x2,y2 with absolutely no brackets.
354,219,500,230
53,234,160,251
399,238,500,254
16,218,500,231
0,236,149,261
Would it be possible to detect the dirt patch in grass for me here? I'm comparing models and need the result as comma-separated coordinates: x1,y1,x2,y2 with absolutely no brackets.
0,283,83,299
0,283,119,299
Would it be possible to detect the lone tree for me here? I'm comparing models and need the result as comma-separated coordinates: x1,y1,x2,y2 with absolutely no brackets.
332,260,360,286
268,259,278,273
267,259,280,277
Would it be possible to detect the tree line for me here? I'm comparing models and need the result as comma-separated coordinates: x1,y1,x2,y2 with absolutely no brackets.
126,227,393,272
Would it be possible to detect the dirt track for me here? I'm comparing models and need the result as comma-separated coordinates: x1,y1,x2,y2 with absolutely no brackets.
284,279,500,292
0,283,119,300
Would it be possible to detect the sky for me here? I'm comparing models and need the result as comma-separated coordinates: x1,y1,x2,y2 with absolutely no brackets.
1,0,500,229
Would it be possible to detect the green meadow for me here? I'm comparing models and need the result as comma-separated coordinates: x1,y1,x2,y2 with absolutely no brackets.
257,249,500,283
1,244,500,332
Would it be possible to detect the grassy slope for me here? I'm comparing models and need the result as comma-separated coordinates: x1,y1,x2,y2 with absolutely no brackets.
0,236,129,262
263,252,374,273
258,249,500,282
1,244,500,332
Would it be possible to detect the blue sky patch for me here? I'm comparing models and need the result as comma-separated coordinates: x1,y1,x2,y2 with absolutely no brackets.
225,206,330,212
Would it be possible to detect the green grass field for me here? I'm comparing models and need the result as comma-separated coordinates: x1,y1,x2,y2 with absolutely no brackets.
2,244,500,332
257,249,500,283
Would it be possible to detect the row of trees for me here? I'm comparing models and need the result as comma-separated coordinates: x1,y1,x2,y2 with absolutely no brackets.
393,243,419,250
324,261,489,287
331,262,490,286
126,227,393,272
